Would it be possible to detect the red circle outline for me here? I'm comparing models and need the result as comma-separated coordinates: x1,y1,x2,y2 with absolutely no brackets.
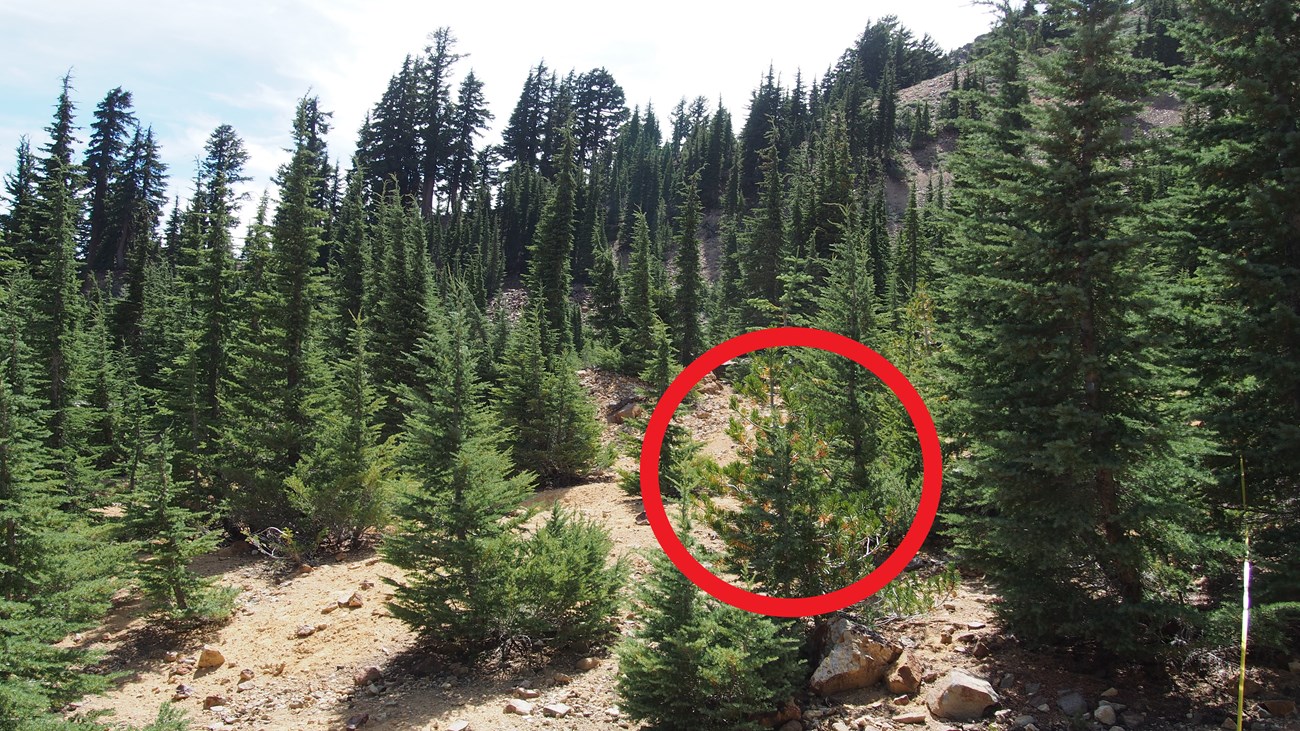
639,327,943,617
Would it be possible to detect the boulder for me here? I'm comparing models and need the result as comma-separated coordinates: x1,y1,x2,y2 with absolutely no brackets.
196,646,225,669
1094,704,1117,725
542,703,572,718
886,651,924,694
809,617,903,695
1057,691,1088,717
1262,700,1296,717
504,699,534,715
353,666,383,687
925,669,999,721
610,401,644,424
577,656,601,671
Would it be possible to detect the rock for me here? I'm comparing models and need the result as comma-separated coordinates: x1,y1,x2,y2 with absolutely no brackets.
238,668,255,682
365,682,383,696
172,684,193,701
940,632,953,645
542,703,572,718
236,681,254,692
1012,715,1036,729
552,672,573,684
998,673,1015,690
1234,673,1264,698
321,603,337,614
925,669,999,721
1262,700,1296,717
1101,687,1120,698
1289,660,1300,673
203,695,227,709
1024,682,1042,695
1057,691,1088,717
196,646,225,669
296,624,317,638
265,661,285,676
577,656,601,671
967,622,986,629
354,666,383,687
360,579,374,590
1222,719,1237,730
634,511,650,525
972,640,991,659
447,722,470,731
893,711,927,724
296,563,314,574
887,651,924,694
1121,710,1146,728
505,699,534,715
1095,705,1118,725
345,713,369,730
611,402,644,424
514,687,540,699
164,651,180,662
809,617,903,695
777,722,802,731
605,707,622,719
342,592,364,608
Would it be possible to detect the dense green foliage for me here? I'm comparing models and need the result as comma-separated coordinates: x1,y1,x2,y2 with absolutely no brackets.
0,2,1295,723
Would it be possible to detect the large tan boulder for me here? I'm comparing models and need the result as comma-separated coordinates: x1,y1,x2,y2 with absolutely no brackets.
925,669,999,720
809,617,902,695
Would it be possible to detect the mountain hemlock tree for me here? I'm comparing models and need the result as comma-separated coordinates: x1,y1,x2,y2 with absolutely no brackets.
672,172,704,363
940,0,1214,653
527,124,578,356
122,433,234,622
617,528,803,731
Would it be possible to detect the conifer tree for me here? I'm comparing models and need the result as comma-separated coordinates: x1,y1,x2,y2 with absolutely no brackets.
740,127,786,312
287,317,400,549
0,137,39,267
83,87,137,274
940,0,1213,651
384,302,533,650
672,172,705,363
528,124,578,356
122,433,233,622
619,212,657,374
617,533,802,731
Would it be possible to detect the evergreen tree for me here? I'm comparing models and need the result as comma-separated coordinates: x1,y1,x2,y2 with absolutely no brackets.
0,137,39,267
617,535,802,731
287,317,401,550
672,172,705,363
940,0,1213,652
384,302,534,650
741,127,786,312
83,87,137,274
527,124,578,355
121,433,234,621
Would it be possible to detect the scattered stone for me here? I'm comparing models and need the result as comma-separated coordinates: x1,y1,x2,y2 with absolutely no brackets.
321,604,337,614
288,698,305,709
777,722,802,731
1036,704,1050,713
164,651,180,663
354,666,383,687
203,695,227,709
1234,673,1265,698
1057,691,1088,717
172,684,193,701
447,722,470,731
365,682,384,696
296,563,314,574
809,617,902,695
1024,682,1042,695
940,632,953,645
998,673,1015,690
342,592,364,608
892,694,910,705
925,669,1000,721
294,624,316,638
1012,715,1036,729
360,579,374,590
515,687,540,699
196,646,225,670
956,632,978,644
505,699,534,715
552,672,574,684
1095,704,1118,725
1024,725,1040,731
1222,718,1236,730
893,711,927,724
1121,710,1146,728
238,668,254,682
967,622,986,629
542,703,572,718
577,657,601,671
611,402,644,424
605,707,622,719
972,640,991,659
943,602,957,611
345,713,369,730
236,681,254,693
1101,687,1120,698
831,721,851,731
1289,660,1300,673
1262,700,1296,717
634,511,650,525
887,651,924,694
265,661,285,676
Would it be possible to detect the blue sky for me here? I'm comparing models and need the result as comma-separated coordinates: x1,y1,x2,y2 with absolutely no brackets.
1,0,995,231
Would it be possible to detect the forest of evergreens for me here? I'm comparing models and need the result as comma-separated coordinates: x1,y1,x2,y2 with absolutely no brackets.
0,1,1296,729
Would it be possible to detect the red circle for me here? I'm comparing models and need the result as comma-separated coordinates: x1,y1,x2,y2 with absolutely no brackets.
639,327,942,617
